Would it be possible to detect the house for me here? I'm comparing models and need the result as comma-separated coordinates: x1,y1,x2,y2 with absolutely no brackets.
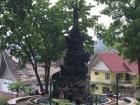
89,52,138,97
0,52,60,93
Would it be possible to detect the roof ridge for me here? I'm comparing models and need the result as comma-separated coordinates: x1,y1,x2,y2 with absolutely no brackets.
3,52,21,81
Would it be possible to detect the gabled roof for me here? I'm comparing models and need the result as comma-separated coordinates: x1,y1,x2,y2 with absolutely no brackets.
97,53,138,74
2,52,61,82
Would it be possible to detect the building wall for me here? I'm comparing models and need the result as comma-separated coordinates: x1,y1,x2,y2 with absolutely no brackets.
0,79,15,92
90,70,113,94
1,67,16,81
94,39,107,53
111,73,116,83
91,83,111,95
91,60,110,71
132,75,138,88
89,55,137,95
91,71,112,84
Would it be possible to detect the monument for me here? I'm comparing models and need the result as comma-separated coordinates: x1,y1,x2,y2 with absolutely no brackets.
52,4,90,104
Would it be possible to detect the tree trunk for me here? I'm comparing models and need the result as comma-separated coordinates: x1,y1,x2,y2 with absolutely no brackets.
45,60,51,93
33,66,44,92
137,58,140,87
16,85,19,97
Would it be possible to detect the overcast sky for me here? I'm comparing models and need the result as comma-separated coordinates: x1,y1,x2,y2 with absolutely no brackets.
50,0,113,40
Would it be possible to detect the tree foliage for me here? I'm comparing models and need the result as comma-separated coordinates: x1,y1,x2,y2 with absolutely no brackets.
0,96,9,105
95,0,140,86
0,0,96,92
8,82,25,97
8,82,24,92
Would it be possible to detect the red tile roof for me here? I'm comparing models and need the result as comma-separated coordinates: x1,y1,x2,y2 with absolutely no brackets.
124,60,138,74
99,53,138,74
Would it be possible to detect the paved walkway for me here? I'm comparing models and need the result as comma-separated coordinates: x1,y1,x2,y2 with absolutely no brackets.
124,97,137,105
118,100,128,105
16,101,28,105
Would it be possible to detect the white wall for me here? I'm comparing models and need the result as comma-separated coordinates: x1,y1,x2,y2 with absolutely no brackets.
0,79,15,92
91,60,110,71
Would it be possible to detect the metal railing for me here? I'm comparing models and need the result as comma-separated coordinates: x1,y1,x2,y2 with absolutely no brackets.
91,78,111,84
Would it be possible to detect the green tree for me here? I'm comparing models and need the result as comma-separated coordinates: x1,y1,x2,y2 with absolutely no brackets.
1,0,96,93
8,82,25,97
95,0,140,86
24,87,34,95
40,0,95,92
29,0,96,92
0,0,45,91
25,0,65,92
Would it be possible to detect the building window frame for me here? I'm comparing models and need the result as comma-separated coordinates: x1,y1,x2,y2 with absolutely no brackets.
103,87,110,94
95,72,99,75
105,73,110,80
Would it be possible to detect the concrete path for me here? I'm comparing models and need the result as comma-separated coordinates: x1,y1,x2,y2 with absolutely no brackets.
124,97,137,105
16,100,28,105
118,100,128,105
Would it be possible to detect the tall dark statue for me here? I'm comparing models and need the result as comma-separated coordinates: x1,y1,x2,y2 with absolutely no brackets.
53,4,90,104
73,4,79,28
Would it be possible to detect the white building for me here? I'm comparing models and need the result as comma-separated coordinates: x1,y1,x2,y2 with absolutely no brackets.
94,39,107,53
0,52,60,93
94,39,117,53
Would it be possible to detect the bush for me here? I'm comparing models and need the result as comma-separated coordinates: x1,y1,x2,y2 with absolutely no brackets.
137,102,140,105
0,96,9,105
52,98,72,105
137,98,140,102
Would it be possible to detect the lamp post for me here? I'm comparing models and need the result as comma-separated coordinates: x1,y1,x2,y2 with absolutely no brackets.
116,74,119,105
49,76,52,105
94,93,98,105
95,94,97,105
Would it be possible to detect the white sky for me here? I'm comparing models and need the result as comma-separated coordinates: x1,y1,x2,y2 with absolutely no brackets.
50,0,113,40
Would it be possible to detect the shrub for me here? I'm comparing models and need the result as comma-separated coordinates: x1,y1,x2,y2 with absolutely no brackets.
52,98,72,105
0,96,9,105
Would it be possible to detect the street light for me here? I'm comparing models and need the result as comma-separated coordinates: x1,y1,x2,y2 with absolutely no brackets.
116,74,119,105
49,76,52,105
94,93,98,105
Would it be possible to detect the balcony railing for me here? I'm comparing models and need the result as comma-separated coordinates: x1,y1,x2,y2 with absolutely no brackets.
119,80,132,84
91,79,133,86
91,78,111,84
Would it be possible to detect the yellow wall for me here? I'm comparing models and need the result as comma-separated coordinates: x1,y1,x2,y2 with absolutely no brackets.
90,70,112,94
90,71,131,94
132,75,138,88
91,83,111,95
90,65,137,94
111,73,116,83
90,71,112,84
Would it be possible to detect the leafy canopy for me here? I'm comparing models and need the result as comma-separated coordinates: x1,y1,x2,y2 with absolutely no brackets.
95,0,140,62
8,82,25,92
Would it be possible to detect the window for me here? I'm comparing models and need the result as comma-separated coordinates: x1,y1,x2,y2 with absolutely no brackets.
103,87,110,94
105,73,110,80
91,84,95,88
95,72,99,75
4,82,7,84
118,73,123,79
96,87,99,90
